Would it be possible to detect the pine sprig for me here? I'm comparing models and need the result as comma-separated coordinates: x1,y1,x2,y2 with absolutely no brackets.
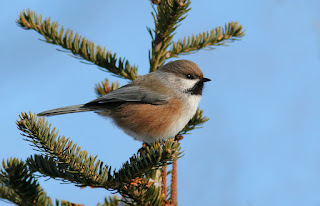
0,159,81,206
115,140,182,184
0,158,47,206
180,109,209,135
0,184,56,206
121,181,162,206
95,79,120,97
17,9,138,80
16,112,182,205
0,183,23,205
114,140,182,205
148,0,191,71
26,145,178,205
169,21,245,57
57,200,85,206
17,112,114,188
111,140,181,205
150,0,161,5
27,155,111,188
97,195,121,206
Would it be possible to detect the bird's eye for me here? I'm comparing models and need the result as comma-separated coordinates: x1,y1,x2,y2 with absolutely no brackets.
186,74,194,79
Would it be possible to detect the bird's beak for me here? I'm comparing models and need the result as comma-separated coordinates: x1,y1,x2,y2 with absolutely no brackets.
201,77,211,82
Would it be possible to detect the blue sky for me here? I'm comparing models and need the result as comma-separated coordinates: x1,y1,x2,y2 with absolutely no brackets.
1,0,320,205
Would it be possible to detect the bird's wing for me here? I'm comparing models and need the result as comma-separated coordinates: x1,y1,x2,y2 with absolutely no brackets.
86,84,168,106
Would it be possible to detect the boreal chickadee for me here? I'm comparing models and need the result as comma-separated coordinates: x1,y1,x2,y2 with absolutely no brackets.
38,60,211,143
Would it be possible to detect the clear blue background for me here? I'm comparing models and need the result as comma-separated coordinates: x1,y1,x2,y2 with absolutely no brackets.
1,0,320,205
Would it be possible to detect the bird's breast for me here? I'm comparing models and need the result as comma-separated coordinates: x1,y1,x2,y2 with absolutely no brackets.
110,95,201,143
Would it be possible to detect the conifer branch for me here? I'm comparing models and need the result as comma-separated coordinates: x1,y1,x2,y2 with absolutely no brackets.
0,158,50,206
17,9,138,80
0,183,23,205
17,112,114,188
17,112,182,205
150,0,161,5
118,177,162,206
0,184,56,206
36,191,53,206
95,79,120,97
112,140,182,205
180,108,209,135
148,0,191,72
169,21,245,57
115,140,182,185
109,140,181,205
0,159,79,206
26,155,110,188
97,195,121,206
57,200,84,206
0,160,86,206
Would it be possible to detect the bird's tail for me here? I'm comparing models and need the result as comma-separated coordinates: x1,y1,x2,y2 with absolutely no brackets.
37,104,93,116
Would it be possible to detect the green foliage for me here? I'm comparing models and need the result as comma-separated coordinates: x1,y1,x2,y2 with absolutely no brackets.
116,141,182,184
147,1,245,73
57,200,84,206
0,158,52,206
0,158,40,205
0,183,21,205
150,0,161,5
17,9,138,80
17,112,114,188
0,158,84,206
180,109,209,135
95,79,120,97
148,0,191,71
16,112,181,205
97,195,121,206
170,21,245,57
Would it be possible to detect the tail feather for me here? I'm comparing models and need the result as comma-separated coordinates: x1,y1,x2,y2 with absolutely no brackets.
37,104,92,116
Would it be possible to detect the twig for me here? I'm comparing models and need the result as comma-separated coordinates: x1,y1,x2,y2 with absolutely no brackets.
161,164,167,199
171,160,177,205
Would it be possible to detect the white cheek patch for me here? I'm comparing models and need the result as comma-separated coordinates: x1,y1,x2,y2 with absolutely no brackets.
159,71,200,93
178,78,199,92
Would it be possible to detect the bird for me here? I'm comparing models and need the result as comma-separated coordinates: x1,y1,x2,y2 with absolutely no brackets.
38,60,211,143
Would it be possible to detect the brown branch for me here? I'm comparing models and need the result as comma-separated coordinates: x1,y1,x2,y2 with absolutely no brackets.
171,160,177,205
161,165,167,200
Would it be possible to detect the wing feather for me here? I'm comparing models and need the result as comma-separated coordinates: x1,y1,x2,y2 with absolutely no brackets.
86,84,168,106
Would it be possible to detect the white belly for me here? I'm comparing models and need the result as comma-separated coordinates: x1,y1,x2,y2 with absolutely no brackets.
164,95,201,138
